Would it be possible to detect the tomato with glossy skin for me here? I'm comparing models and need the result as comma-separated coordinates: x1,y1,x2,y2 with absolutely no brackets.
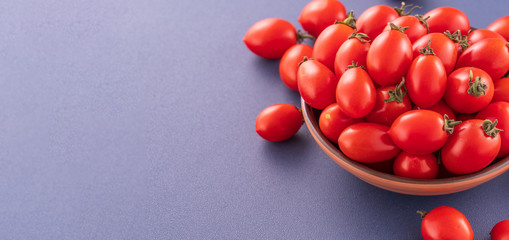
414,100,456,121
493,77,509,103
393,152,438,179
356,2,417,40
336,66,376,118
279,44,313,91
487,16,509,41
444,67,494,113
476,101,509,158
491,220,509,240
412,33,458,75
319,103,363,143
456,38,509,81
298,0,346,38
420,206,474,240
424,7,470,36
297,58,338,110
366,80,412,126
338,123,400,163
255,104,302,142
367,23,413,86
383,15,429,43
468,29,505,45
243,18,297,59
334,33,371,79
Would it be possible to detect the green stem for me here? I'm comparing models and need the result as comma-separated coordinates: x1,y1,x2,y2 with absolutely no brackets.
388,22,408,33
482,119,502,138
416,15,430,33
394,2,422,16
443,114,462,134
298,56,313,66
334,10,356,29
384,78,407,103
348,32,370,43
417,210,428,219
467,68,487,97
346,61,365,70
296,30,315,43
419,40,435,55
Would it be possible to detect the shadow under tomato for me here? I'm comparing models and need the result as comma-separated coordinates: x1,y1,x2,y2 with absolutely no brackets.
261,131,313,168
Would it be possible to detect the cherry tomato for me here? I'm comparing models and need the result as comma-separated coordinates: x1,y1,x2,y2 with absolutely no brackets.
367,23,413,86
442,119,501,174
243,18,297,59
388,110,456,155
468,29,505,45
383,15,429,43
336,66,376,118
366,79,412,126
356,2,418,40
298,0,347,38
420,206,474,240
338,122,400,163
491,220,509,240
319,103,363,144
334,33,371,79
476,101,509,158
487,15,509,41
414,100,456,121
255,104,302,142
313,12,356,71
444,67,494,113
424,7,470,36
297,57,338,110
393,152,438,179
456,38,509,81
412,33,458,75
279,44,313,91
493,77,509,103
406,42,447,108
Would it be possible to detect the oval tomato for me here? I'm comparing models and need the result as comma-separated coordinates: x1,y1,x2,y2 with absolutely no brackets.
319,103,363,143
491,220,509,240
412,33,458,75
468,29,505,45
420,206,474,240
493,77,509,103
334,33,371,79
356,2,418,40
366,79,412,126
338,122,400,163
336,66,376,118
424,7,470,36
476,101,509,158
255,104,302,142
414,100,456,121
383,15,429,43
243,18,297,59
393,152,438,179
444,67,494,113
298,0,347,38
297,58,338,110
367,23,413,86
487,15,509,41
456,38,509,80
279,44,313,91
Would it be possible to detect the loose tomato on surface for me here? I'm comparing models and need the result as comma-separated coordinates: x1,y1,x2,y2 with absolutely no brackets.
424,7,470,36
313,11,356,71
441,119,501,175
336,65,376,118
366,79,412,126
338,122,400,163
297,57,338,110
356,2,418,40
279,44,313,91
243,18,297,59
393,152,438,179
491,220,509,240
456,38,509,80
493,76,509,103
367,23,413,86
406,41,447,108
468,29,505,45
419,206,474,240
334,33,370,79
414,100,456,121
444,67,494,113
476,101,509,158
298,0,347,38
319,103,363,144
382,15,429,43
255,104,303,142
487,15,509,41
412,33,459,75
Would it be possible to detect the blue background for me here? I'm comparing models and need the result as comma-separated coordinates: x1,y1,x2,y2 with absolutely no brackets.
1,0,508,239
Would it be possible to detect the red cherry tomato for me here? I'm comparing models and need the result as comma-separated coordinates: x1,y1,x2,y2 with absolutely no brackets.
424,7,470,36
456,38,509,80
406,42,447,108
319,103,363,143
393,152,438,179
420,206,474,240
412,33,458,75
441,119,501,174
487,15,509,41
476,101,509,158
356,2,417,40
414,100,456,121
338,123,400,163
493,77,509,103
468,29,505,45
279,44,313,91
367,23,413,86
444,67,494,113
336,66,376,118
255,104,302,142
366,80,412,126
388,110,454,155
243,18,297,59
298,0,346,38
383,15,429,43
334,33,371,79
297,58,338,110
491,220,509,240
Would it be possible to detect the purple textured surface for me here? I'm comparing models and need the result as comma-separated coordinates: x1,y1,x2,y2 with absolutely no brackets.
0,0,508,239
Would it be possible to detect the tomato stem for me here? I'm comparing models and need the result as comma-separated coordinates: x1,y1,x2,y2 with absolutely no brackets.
388,23,408,33
348,32,370,43
444,114,462,134
298,56,313,66
384,78,407,103
416,15,430,33
417,210,428,219
467,68,487,97
394,2,421,16
346,61,365,70
419,40,435,55
334,10,356,29
444,30,470,52
296,30,315,43
482,119,502,138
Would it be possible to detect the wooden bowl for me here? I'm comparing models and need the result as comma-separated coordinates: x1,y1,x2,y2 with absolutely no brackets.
301,99,509,196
